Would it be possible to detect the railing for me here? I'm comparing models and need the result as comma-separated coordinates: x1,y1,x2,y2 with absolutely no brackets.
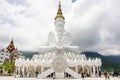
65,68,81,79
38,68,54,79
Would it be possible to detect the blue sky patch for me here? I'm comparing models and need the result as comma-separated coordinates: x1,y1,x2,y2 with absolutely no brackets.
72,0,76,3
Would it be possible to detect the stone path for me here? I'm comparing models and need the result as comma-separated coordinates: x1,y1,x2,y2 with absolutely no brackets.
0,76,119,80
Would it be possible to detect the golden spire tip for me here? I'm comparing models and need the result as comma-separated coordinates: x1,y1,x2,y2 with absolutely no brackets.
55,0,65,20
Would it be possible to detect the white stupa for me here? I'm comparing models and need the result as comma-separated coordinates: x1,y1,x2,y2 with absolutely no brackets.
15,1,102,79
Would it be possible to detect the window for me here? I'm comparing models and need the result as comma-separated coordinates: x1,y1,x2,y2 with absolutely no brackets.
1,53,4,55
0,57,3,59
0,61,3,63
6,54,8,56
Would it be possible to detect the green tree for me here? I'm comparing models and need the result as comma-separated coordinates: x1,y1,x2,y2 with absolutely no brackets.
1,61,15,75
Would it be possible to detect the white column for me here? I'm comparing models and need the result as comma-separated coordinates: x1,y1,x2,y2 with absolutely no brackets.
64,72,66,77
82,66,84,73
97,66,98,76
41,66,43,73
19,67,21,77
75,66,78,73
89,66,92,75
22,66,24,77
26,67,27,77
26,67,28,77
93,66,95,77
87,68,89,74
99,66,101,71
34,67,36,77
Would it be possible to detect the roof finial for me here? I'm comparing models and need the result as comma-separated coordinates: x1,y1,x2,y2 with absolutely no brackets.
55,0,65,20
59,0,61,8
6,37,15,53
11,36,14,44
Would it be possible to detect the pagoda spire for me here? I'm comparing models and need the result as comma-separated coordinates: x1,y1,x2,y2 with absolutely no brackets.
55,0,65,20
7,38,15,53
11,37,14,44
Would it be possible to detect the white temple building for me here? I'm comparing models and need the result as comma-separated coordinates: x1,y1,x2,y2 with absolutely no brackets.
15,1,102,79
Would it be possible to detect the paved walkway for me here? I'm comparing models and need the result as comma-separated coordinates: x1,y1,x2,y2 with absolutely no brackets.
0,76,119,80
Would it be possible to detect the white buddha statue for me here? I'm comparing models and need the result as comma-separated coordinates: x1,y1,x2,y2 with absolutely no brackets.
48,1,72,47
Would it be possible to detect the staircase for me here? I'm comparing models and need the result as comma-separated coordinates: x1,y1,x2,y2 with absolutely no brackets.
38,67,81,79
38,68,54,79
65,68,81,79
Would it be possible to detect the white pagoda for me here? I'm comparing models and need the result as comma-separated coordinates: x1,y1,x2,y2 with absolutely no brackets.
15,1,102,79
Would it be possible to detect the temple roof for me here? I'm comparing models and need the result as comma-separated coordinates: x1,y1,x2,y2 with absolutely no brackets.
7,38,16,53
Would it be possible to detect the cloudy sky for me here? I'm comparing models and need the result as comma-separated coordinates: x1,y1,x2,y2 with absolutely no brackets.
0,0,120,55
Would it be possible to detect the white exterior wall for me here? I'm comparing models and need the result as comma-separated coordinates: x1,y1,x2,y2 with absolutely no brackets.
0,51,10,65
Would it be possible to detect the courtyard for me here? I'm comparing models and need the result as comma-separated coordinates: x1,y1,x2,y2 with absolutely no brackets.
0,76,120,80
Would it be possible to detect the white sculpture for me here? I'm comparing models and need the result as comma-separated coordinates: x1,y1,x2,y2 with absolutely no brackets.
48,18,72,47
15,1,102,79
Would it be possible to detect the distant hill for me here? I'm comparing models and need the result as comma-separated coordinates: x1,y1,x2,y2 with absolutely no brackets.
20,51,38,59
21,51,120,72
82,51,120,72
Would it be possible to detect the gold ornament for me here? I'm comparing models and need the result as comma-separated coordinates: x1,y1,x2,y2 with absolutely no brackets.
55,1,65,20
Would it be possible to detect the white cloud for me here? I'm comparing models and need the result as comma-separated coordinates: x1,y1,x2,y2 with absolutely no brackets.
0,0,120,55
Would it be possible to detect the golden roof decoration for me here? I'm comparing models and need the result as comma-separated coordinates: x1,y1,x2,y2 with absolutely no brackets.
55,1,65,20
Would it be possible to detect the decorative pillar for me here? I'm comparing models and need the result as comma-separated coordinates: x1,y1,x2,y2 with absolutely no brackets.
18,67,20,77
97,66,99,77
93,66,95,77
87,68,89,74
89,66,92,75
41,66,43,73
82,66,84,73
99,66,101,71
27,67,29,77
34,66,36,77
75,66,78,73
22,66,24,77
53,72,55,78
25,67,27,77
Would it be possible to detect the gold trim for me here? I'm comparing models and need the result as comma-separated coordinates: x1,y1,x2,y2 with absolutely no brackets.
55,1,65,20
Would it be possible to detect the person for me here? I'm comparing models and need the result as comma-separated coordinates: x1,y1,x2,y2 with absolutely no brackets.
112,71,115,77
99,71,101,77
81,72,84,79
104,70,108,80
108,75,110,80
1,70,3,76
95,71,97,77
36,71,38,77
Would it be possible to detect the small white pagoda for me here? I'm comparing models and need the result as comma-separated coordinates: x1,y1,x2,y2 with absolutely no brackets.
15,1,102,79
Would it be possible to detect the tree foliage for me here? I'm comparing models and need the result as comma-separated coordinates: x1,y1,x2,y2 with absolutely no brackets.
0,61,15,74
